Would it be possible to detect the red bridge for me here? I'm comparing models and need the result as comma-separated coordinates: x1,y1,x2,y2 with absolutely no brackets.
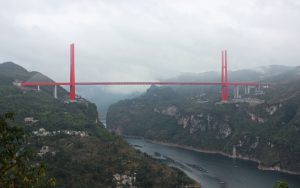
21,44,262,102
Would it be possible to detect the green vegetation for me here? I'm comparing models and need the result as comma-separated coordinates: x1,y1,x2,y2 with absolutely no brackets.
0,62,198,187
273,181,289,188
38,132,196,187
107,68,300,174
0,112,55,188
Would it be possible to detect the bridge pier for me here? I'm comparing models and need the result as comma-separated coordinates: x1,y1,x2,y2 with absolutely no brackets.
244,86,250,95
54,85,57,99
37,85,40,91
234,85,240,98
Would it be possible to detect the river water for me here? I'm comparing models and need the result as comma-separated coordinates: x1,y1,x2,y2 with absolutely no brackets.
125,138,300,188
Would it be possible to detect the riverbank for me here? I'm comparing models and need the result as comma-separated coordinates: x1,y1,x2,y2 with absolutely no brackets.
123,135,300,176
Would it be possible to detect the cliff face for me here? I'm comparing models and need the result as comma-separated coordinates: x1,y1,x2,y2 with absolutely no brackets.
107,68,300,174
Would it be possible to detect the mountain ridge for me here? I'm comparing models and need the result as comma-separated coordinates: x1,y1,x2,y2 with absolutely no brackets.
0,61,198,187
107,66,300,174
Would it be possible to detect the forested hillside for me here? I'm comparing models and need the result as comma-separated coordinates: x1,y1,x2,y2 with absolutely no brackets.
0,62,198,187
107,66,300,174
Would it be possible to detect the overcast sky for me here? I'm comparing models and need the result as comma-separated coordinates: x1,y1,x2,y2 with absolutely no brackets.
0,0,300,93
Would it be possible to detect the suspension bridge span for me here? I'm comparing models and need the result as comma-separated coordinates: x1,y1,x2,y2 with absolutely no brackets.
20,44,263,102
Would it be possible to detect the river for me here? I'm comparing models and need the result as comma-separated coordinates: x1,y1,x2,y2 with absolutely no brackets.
125,138,300,188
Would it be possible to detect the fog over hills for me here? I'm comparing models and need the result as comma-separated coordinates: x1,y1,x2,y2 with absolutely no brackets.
78,64,295,114
2,62,294,115
107,62,300,176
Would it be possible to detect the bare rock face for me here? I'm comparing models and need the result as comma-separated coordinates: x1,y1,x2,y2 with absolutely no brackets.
153,108,161,113
162,105,177,116
190,115,209,133
267,141,275,148
250,136,260,149
248,113,265,123
177,113,232,138
178,117,189,128
266,105,278,115
217,123,232,139
178,114,210,134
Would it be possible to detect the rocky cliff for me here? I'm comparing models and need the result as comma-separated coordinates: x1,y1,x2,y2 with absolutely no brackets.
107,67,300,174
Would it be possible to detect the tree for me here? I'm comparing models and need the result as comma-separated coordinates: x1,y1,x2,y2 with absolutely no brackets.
273,180,289,188
0,112,55,188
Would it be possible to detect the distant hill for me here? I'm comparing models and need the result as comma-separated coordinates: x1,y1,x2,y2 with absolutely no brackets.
0,62,198,187
164,65,293,82
78,86,141,116
0,62,30,79
0,61,56,83
107,65,300,174
78,65,293,117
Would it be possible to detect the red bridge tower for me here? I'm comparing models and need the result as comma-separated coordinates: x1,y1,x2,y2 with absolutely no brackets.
221,50,229,102
70,44,76,101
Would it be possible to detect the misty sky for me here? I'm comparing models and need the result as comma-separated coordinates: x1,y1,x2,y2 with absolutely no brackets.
0,0,300,93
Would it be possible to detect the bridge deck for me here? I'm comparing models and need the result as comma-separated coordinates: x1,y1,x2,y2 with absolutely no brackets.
20,81,260,87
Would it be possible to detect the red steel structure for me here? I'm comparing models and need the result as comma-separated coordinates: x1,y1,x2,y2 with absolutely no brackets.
70,43,76,101
21,44,260,102
221,50,229,102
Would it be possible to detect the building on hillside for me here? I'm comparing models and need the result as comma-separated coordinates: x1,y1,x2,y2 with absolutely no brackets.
113,172,137,188
37,146,49,157
24,117,38,124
